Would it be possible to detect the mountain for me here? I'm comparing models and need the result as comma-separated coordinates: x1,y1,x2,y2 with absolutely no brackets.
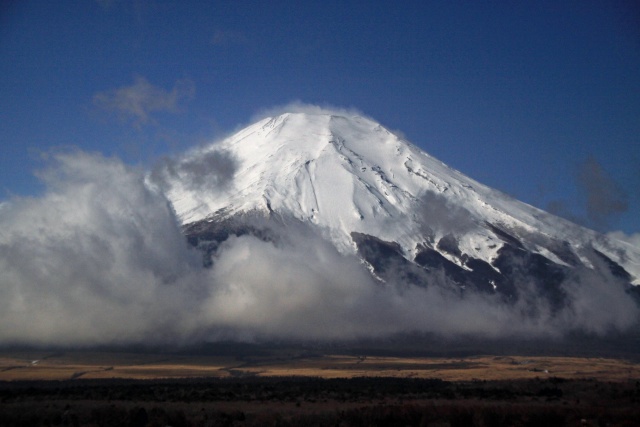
155,111,640,309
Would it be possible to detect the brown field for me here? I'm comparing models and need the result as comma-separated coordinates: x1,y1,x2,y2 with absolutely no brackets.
2,349,639,382
3,349,640,426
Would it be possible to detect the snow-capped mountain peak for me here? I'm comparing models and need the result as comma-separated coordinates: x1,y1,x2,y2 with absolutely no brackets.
160,111,640,287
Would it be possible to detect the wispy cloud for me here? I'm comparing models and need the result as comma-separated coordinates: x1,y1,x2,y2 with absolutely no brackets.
546,156,629,232
93,77,195,127
251,101,367,123
577,156,629,231
607,231,640,248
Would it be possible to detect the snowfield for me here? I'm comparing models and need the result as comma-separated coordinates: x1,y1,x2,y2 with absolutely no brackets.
161,112,640,285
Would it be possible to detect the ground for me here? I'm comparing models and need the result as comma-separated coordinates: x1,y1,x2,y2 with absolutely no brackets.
2,350,640,381
1,349,640,426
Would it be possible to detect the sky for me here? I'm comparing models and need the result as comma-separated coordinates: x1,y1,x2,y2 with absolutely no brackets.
1,0,639,236
1,1,640,346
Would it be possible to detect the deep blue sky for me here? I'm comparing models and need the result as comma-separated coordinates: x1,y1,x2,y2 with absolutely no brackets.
1,0,639,235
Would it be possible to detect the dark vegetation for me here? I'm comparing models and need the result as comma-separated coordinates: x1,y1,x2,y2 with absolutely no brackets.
2,376,640,426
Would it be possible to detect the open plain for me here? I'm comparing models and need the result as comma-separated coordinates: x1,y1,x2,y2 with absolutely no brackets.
2,349,640,382
2,348,640,426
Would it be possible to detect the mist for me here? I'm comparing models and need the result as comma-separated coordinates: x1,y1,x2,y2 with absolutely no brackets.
150,148,238,193
0,151,638,347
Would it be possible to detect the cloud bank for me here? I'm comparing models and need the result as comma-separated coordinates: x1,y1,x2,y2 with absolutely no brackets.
0,150,637,347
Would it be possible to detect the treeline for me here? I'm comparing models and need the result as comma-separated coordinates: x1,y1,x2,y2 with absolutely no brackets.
2,399,639,426
1,377,639,426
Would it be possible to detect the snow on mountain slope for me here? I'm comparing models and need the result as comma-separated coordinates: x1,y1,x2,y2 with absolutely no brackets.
160,111,640,285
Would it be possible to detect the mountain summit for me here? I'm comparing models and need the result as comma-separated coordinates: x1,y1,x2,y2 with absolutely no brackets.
157,111,639,308
3,110,639,345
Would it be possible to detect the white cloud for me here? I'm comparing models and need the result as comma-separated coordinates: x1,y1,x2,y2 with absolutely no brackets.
0,151,206,346
0,146,637,347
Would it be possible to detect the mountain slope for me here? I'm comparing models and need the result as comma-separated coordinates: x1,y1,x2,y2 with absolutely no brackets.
157,112,640,298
